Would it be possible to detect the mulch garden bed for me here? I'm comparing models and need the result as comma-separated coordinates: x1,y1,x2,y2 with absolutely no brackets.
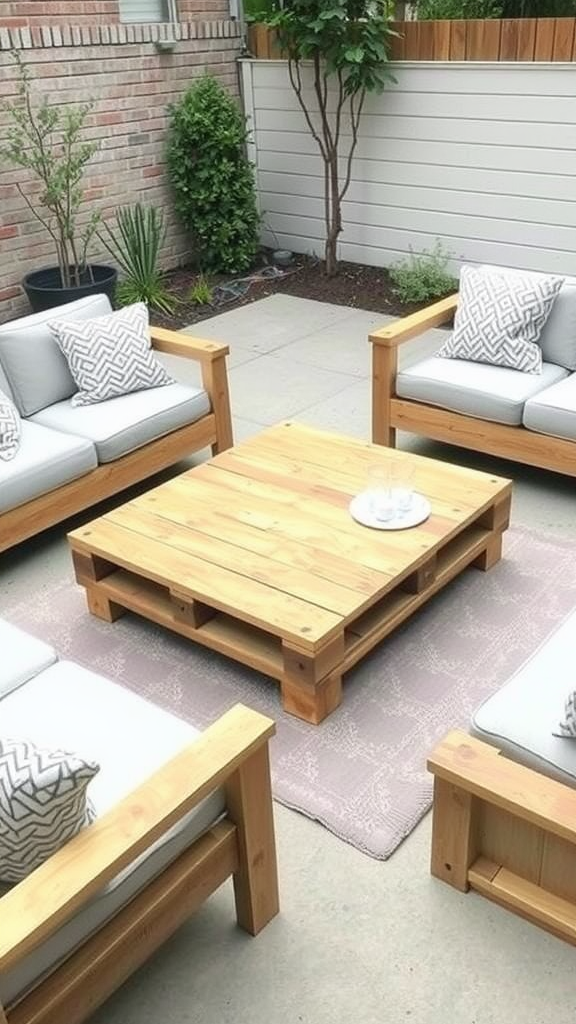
150,252,427,331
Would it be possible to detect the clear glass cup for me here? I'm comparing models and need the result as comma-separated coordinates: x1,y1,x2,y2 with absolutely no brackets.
393,461,416,513
366,464,395,522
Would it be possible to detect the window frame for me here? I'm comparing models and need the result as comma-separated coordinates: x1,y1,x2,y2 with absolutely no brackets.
118,0,178,24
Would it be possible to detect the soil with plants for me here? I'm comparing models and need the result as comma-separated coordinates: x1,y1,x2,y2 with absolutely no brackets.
149,253,445,332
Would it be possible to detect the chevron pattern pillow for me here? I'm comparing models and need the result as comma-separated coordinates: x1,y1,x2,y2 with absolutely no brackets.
0,737,99,883
49,302,173,406
438,265,564,374
553,692,576,738
0,388,21,462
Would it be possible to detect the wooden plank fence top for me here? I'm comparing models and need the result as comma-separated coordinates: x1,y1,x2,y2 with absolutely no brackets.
248,18,576,62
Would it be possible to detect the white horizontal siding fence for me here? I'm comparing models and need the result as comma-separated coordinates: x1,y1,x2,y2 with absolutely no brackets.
240,59,576,276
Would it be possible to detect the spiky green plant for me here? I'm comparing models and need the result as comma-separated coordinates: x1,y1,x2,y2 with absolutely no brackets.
188,274,213,306
99,203,176,314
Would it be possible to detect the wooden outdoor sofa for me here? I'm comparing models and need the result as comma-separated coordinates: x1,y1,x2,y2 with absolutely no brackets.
0,616,279,1024
0,295,233,554
370,291,576,477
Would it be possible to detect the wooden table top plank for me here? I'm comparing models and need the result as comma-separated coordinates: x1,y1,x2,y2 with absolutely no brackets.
69,519,341,646
135,477,387,596
106,503,363,617
174,467,421,576
212,445,499,528
198,457,491,572
240,422,510,507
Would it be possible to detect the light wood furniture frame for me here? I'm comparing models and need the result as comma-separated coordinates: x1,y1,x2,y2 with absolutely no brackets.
68,422,511,726
429,730,576,946
370,294,576,477
0,703,279,1024
0,326,233,554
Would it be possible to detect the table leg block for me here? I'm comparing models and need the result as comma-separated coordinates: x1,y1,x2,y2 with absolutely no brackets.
170,592,216,628
86,585,126,623
473,531,503,571
72,550,114,586
282,633,344,686
401,553,437,594
281,672,342,725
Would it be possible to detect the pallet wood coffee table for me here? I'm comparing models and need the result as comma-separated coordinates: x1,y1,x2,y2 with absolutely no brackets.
68,422,512,725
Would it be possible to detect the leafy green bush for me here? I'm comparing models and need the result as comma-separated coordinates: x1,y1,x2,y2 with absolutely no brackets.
389,242,458,305
417,0,502,18
167,77,260,275
500,0,576,13
99,203,175,314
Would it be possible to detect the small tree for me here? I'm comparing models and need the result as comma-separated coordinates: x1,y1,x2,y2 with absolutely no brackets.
258,1,395,277
1,51,100,288
167,76,260,274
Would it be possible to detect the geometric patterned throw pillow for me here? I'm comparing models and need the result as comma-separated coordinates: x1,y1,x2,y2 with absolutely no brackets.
0,388,21,462
0,737,99,883
49,301,173,406
552,692,576,738
437,264,564,374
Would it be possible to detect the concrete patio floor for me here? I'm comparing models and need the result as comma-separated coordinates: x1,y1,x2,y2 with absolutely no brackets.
3,294,576,1024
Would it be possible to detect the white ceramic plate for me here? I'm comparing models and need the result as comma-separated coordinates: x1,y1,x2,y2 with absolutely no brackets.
349,490,431,531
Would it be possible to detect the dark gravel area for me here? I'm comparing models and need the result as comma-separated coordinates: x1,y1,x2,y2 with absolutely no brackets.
151,253,431,331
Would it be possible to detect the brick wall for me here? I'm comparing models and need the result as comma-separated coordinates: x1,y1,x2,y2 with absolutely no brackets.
0,7,242,322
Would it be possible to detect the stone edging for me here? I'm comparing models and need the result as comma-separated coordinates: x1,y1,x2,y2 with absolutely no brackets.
0,19,241,50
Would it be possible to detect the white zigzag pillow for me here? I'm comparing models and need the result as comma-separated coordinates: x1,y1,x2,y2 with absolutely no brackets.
438,265,564,374
0,388,21,462
553,692,576,738
0,736,99,883
49,301,173,406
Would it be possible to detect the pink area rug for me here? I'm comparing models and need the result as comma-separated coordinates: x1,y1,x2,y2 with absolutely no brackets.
3,525,576,859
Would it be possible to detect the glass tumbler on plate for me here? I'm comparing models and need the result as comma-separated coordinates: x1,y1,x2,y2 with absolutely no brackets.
366,464,395,522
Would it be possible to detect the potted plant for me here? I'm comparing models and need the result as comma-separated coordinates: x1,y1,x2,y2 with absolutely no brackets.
0,50,117,313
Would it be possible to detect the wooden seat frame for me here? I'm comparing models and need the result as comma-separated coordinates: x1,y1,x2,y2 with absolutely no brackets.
0,704,279,1024
370,294,576,477
0,326,233,554
428,730,576,946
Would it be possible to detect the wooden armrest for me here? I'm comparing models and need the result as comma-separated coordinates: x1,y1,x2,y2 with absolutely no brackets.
369,293,459,348
150,325,229,362
428,729,576,846
0,704,274,972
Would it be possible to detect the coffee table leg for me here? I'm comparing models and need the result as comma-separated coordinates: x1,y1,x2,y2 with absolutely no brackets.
86,585,126,623
281,635,344,724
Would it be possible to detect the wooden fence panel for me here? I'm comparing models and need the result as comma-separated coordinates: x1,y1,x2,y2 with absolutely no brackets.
248,19,576,63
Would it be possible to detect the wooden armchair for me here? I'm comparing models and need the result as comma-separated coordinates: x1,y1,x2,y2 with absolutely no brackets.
0,704,279,1024
428,730,576,947
370,294,576,476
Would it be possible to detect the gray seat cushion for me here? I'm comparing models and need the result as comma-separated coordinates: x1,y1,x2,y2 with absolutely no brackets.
472,610,576,787
523,373,576,442
0,421,97,514
30,383,211,463
0,662,225,1008
396,356,568,426
0,294,113,416
481,265,576,371
0,619,57,700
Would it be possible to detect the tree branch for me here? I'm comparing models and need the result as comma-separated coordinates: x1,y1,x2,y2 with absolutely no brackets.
288,57,327,163
339,88,366,204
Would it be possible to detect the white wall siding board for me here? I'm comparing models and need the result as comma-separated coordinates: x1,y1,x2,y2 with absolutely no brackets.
245,60,576,276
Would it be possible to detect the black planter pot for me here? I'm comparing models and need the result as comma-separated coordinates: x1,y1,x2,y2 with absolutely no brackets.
23,264,118,313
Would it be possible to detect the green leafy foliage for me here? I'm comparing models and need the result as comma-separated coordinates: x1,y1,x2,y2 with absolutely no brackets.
99,203,175,314
389,242,458,305
0,50,100,288
167,77,260,275
256,1,395,276
188,274,213,306
416,0,575,15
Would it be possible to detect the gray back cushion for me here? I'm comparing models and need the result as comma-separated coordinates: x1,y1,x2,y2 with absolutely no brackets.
481,265,576,371
0,294,113,416
0,359,13,401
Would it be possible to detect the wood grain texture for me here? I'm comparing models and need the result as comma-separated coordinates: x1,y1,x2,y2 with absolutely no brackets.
69,423,510,724
534,18,555,60
7,825,238,1024
552,17,575,61
430,778,477,890
369,293,458,348
516,18,536,59
0,704,275,973
449,19,467,59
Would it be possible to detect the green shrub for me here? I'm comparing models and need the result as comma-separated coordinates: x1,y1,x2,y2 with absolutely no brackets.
389,242,458,305
167,76,260,275
417,0,502,17
500,0,576,13
188,274,213,306
99,203,175,314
